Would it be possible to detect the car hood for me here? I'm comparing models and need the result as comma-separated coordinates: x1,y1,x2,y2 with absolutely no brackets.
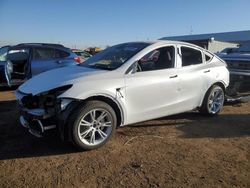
18,66,108,95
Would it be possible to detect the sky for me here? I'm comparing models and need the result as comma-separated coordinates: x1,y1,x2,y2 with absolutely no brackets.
0,0,250,48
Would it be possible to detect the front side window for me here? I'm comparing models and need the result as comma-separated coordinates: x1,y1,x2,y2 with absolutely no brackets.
181,47,202,66
81,42,150,70
137,46,175,72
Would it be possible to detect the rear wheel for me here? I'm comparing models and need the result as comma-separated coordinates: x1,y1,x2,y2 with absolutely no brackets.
70,101,117,150
200,85,225,115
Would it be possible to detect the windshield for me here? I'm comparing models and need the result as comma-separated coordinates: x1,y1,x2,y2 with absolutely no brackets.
81,42,150,70
0,46,10,61
237,42,250,53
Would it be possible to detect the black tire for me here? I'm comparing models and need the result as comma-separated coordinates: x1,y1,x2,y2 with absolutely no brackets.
69,100,117,151
200,85,225,116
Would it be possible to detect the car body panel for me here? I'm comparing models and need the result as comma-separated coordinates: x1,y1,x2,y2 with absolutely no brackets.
19,66,108,95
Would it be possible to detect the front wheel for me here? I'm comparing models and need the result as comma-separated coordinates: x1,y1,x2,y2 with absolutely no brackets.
200,85,225,115
70,101,117,150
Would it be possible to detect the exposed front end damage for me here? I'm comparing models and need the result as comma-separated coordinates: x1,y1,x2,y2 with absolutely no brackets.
15,85,73,137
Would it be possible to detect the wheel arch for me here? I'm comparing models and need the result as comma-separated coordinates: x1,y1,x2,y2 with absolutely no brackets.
84,95,124,127
199,81,226,107
59,94,125,142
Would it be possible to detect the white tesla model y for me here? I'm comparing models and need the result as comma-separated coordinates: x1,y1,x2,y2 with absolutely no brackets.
15,40,229,150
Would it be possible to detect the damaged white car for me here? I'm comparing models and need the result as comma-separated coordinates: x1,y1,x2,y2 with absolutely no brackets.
15,41,229,150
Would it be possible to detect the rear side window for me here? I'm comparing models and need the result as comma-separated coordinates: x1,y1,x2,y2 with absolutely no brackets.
33,48,69,60
55,49,69,58
181,47,202,66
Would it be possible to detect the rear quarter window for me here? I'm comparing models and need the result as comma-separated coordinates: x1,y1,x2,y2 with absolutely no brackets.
204,51,214,63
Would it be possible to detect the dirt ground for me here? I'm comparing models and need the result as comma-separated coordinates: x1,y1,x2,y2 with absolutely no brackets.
0,89,249,188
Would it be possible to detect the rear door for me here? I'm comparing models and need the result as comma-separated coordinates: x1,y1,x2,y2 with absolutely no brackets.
31,47,66,76
176,45,210,110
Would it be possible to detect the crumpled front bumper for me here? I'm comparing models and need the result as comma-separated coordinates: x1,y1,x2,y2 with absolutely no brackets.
18,104,56,138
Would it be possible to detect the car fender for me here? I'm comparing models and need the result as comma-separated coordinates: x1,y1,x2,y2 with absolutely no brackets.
58,88,127,125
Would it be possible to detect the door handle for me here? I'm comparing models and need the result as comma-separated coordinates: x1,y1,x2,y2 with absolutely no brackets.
57,60,63,64
169,75,178,78
204,70,210,73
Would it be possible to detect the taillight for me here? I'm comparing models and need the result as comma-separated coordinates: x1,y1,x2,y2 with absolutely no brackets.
74,56,81,63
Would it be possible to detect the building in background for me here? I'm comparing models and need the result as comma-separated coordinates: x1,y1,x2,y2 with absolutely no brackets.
160,30,250,53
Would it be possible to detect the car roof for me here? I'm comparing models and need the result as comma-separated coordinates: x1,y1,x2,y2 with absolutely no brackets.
117,40,206,51
9,43,71,52
16,43,65,48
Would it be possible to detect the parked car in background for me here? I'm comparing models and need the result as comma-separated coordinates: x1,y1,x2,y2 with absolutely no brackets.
15,40,229,150
218,42,250,101
216,47,239,56
85,47,103,55
72,49,92,63
0,43,80,86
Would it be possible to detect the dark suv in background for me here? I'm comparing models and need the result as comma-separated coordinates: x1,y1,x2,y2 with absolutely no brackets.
0,43,80,86
219,42,250,101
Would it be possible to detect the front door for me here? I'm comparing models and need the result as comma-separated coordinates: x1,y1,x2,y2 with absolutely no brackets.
124,45,182,124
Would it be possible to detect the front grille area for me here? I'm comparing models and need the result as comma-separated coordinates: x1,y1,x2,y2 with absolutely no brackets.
225,60,250,71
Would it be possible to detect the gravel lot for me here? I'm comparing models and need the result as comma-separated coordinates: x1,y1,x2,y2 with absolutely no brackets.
0,89,249,187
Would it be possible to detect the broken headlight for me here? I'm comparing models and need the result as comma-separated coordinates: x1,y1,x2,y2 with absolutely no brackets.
38,84,73,110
